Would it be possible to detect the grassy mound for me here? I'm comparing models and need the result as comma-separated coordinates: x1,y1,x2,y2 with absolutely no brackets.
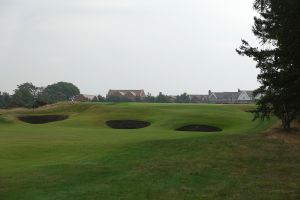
0,103,298,200
0,116,10,124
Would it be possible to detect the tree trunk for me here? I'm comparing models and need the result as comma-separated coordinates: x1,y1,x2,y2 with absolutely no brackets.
281,116,291,131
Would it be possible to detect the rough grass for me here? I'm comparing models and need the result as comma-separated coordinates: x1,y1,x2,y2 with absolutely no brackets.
0,103,299,200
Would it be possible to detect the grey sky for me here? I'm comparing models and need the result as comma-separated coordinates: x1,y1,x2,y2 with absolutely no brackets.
0,0,257,95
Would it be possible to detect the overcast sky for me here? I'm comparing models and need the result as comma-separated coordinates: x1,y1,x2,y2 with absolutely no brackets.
0,0,258,95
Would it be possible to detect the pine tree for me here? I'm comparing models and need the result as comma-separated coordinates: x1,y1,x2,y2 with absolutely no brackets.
237,0,300,130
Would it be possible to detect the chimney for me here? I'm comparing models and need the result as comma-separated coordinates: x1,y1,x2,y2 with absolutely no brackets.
208,90,212,95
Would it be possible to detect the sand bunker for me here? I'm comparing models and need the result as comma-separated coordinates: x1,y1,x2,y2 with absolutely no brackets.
18,115,68,124
106,120,151,129
176,124,222,132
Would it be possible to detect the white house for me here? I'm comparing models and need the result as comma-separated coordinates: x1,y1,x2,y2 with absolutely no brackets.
207,89,257,104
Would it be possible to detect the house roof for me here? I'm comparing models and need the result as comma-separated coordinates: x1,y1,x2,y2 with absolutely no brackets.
188,95,208,98
212,92,240,99
188,95,209,100
81,94,97,100
71,94,97,101
209,90,255,100
244,90,254,99
108,90,145,97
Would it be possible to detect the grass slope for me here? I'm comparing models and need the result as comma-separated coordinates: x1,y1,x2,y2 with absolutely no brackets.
0,103,299,200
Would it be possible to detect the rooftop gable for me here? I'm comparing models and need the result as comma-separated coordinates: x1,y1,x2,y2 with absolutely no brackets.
108,89,145,97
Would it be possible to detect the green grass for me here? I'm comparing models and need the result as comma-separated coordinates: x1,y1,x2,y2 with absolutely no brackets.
0,103,299,200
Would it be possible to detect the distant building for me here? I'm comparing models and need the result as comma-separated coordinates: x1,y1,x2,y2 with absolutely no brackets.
188,95,209,103
188,89,258,104
208,89,255,104
168,95,177,103
71,94,98,102
106,90,146,101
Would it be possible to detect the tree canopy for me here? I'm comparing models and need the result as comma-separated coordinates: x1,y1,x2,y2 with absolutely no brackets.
175,93,190,103
11,83,39,108
0,92,11,109
156,92,173,103
0,82,80,108
41,82,80,103
237,0,300,129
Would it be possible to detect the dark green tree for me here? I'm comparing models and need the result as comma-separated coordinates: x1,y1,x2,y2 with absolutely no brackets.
237,0,300,130
144,93,155,103
41,82,80,103
155,92,172,103
92,96,98,102
175,93,190,103
11,83,39,108
97,95,106,102
0,92,11,109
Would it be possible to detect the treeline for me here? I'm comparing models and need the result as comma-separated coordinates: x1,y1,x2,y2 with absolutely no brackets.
0,82,80,109
73,92,191,103
104,92,191,103
146,92,190,103
0,82,194,109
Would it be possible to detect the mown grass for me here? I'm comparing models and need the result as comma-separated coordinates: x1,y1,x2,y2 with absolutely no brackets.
0,103,299,200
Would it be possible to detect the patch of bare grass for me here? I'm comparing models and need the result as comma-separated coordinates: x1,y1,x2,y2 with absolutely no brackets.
265,121,300,145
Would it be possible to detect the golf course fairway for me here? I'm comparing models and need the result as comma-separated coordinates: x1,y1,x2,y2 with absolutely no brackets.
0,103,299,200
